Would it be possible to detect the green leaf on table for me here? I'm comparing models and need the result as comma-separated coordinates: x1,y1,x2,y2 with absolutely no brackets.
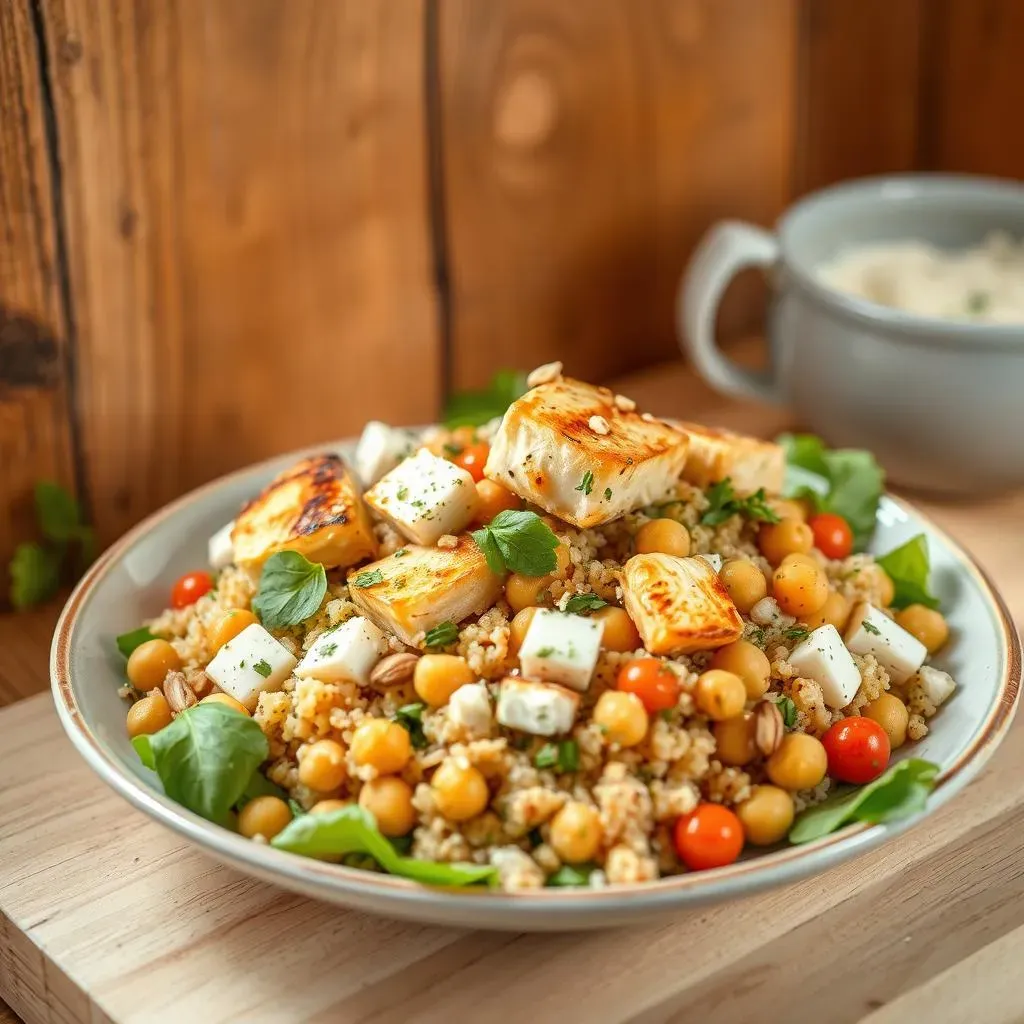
472,509,558,577
116,626,159,658
131,701,269,826
876,534,940,610
788,758,939,844
271,804,496,886
252,550,327,629
443,370,528,429
700,479,781,527
9,542,63,610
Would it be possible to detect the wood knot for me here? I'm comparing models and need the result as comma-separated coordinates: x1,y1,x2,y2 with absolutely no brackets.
493,70,557,149
0,308,60,389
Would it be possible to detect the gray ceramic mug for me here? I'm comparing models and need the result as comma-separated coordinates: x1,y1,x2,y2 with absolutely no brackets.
679,175,1024,495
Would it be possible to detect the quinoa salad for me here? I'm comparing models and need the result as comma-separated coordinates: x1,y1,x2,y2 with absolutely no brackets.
117,365,955,892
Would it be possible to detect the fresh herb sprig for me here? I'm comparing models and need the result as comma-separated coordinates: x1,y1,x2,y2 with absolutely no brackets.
564,593,607,615
701,478,781,527
424,621,459,649
534,739,579,772
472,509,559,577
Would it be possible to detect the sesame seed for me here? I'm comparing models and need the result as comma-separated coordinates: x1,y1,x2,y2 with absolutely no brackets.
589,414,610,435
613,394,636,412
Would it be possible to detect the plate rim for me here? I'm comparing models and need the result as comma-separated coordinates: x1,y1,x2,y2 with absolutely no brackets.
49,442,1022,918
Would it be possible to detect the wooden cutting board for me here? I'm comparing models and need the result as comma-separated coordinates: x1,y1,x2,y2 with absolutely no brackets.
2,360,1023,1024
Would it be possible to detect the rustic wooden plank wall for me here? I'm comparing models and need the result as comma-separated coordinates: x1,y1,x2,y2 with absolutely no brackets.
1,0,1023,594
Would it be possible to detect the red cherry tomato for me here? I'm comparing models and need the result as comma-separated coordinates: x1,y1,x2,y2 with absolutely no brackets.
616,657,680,713
453,442,490,482
822,717,891,784
808,513,854,560
171,570,214,609
673,803,745,871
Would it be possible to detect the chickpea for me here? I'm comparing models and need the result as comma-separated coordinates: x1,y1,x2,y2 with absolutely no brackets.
505,572,549,613
710,641,771,701
414,653,475,707
351,718,412,774
772,559,829,617
635,519,691,558
201,692,250,715
593,691,649,747
736,785,795,846
694,669,747,721
859,563,895,607
768,498,808,522
863,693,910,749
126,692,172,738
896,604,949,654
298,738,348,792
551,542,572,578
238,795,292,840
758,519,814,566
431,758,490,821
766,733,828,791
594,606,641,653
713,712,757,766
719,559,768,614
207,609,258,653
310,798,352,815
359,776,416,836
126,639,181,690
549,801,602,863
475,479,520,523
509,607,538,654
801,590,851,632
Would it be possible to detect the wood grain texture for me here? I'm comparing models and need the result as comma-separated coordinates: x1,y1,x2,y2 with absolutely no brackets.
0,1,76,601
39,0,440,548
440,0,799,389
918,0,1024,176
795,0,925,194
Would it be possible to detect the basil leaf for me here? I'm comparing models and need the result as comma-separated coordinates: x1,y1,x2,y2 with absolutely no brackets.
9,541,63,610
116,626,159,658
443,369,528,429
473,510,558,577
789,758,939,844
777,697,798,728
252,550,327,629
546,863,596,887
564,594,607,614
131,702,269,825
700,478,780,527
271,804,496,886
876,534,940,610
424,621,459,649
395,703,428,749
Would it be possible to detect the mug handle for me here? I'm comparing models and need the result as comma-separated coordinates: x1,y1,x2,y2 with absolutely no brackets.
678,220,783,405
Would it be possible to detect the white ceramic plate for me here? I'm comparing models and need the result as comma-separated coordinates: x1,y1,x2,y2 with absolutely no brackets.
51,441,1021,931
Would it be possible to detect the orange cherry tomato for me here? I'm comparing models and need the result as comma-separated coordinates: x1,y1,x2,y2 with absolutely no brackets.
822,717,890,784
808,513,854,560
171,570,214,609
673,803,745,871
616,657,680,713
453,442,490,482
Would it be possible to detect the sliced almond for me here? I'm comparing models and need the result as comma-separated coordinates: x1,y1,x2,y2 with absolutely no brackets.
527,360,563,388
613,394,636,412
588,414,610,435
369,652,420,689
754,700,784,757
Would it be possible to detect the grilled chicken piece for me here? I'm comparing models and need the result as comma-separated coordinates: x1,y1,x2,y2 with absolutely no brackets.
232,454,377,570
671,421,785,496
347,536,502,646
620,553,743,655
484,377,690,528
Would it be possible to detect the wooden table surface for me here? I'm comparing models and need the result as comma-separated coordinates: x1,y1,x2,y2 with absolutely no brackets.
1,359,1022,1024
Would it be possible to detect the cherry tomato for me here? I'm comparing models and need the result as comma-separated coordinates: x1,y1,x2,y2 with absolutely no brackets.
822,717,891,784
673,803,745,871
616,657,680,713
453,442,490,482
171,570,214,609
808,513,854,560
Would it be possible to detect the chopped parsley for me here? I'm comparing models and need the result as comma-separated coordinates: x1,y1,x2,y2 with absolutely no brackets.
443,442,464,457
575,471,595,496
351,569,384,588
253,659,273,678
782,625,810,644
534,739,578,772
394,703,428,749
471,510,559,577
535,646,556,658
319,643,338,657
564,593,608,614
701,478,781,527
604,487,613,501
394,548,408,558
396,486,409,501
862,619,882,636
424,621,459,649
967,290,990,315
534,744,558,769
777,697,798,728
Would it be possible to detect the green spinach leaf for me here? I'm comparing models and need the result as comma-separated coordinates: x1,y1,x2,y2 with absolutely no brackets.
116,626,159,658
252,550,327,629
875,534,940,610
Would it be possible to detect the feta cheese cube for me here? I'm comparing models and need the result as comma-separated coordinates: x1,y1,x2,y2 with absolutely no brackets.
205,623,298,710
355,421,418,487
447,682,493,737
788,624,861,709
517,609,603,692
364,449,478,546
914,665,957,707
698,552,723,573
845,602,927,684
208,520,235,570
496,677,579,736
294,616,386,685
